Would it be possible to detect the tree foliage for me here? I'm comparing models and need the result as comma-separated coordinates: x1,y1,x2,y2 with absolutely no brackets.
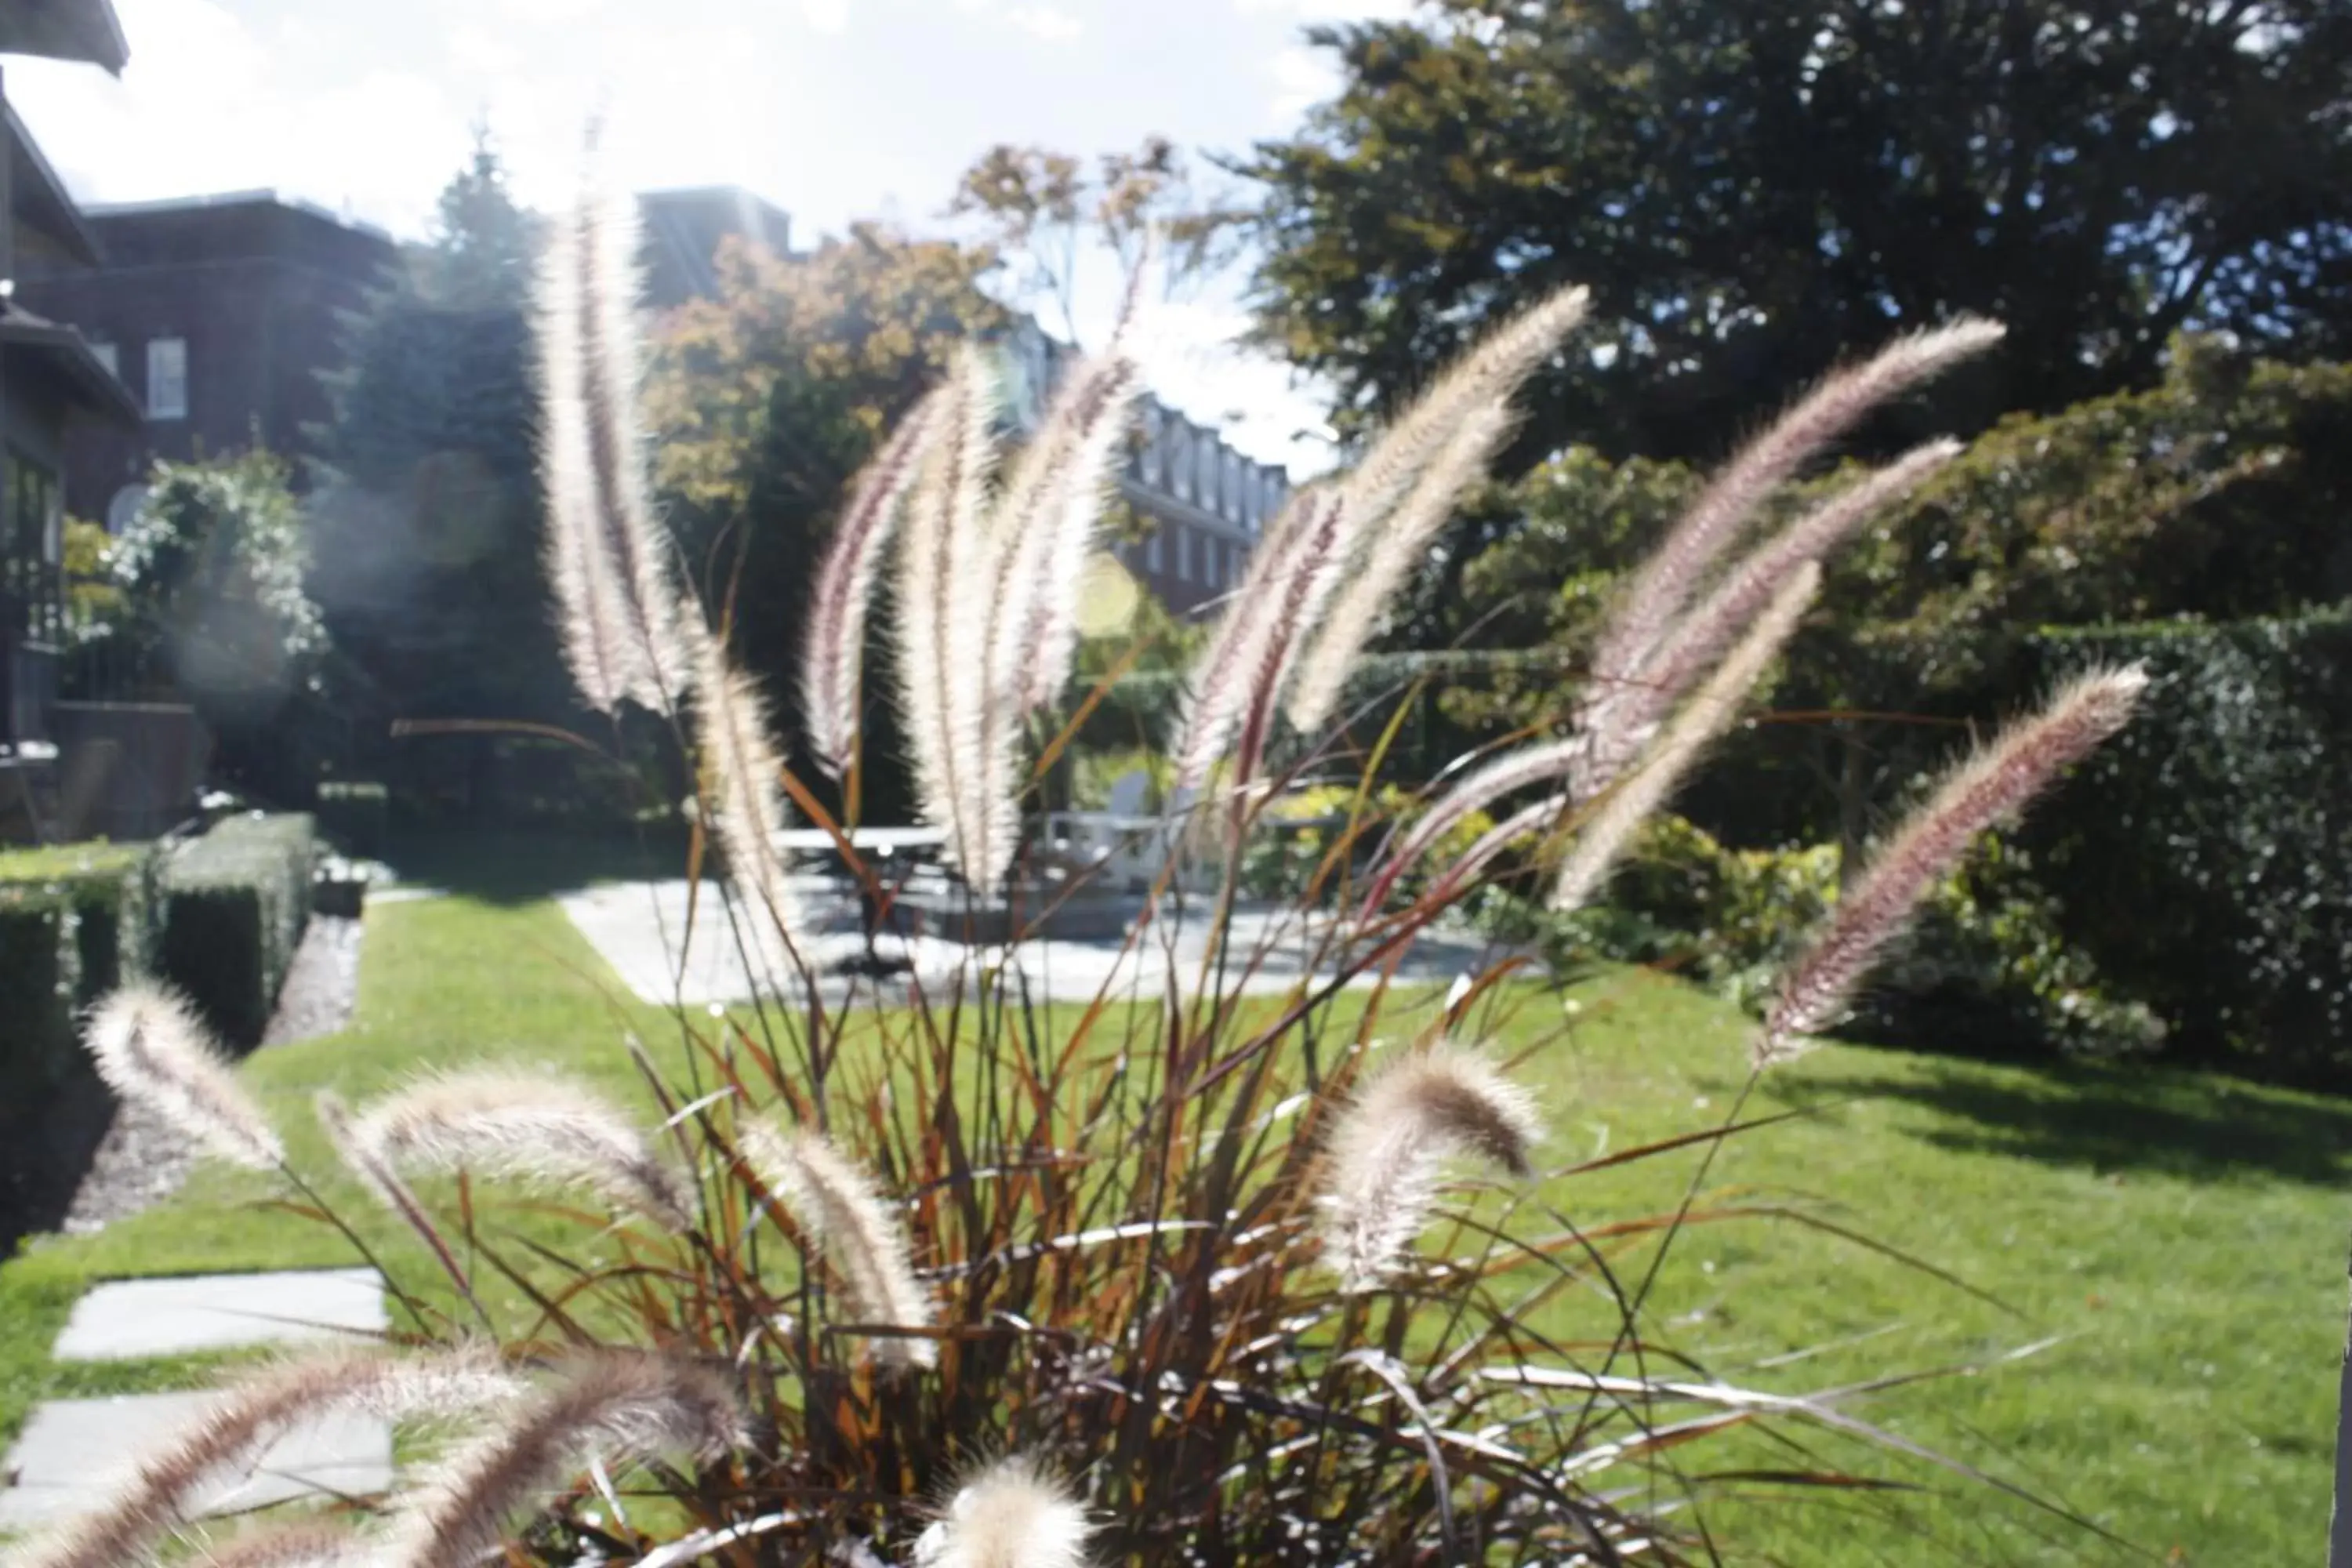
643,225,1004,818
1239,0,2352,466
307,136,568,751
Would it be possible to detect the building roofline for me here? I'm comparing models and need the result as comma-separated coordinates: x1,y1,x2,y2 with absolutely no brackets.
0,306,143,427
80,187,395,244
5,100,103,266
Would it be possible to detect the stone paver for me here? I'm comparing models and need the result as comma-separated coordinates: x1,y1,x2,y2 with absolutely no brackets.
560,877,1508,1007
0,1392,389,1529
51,1268,386,1362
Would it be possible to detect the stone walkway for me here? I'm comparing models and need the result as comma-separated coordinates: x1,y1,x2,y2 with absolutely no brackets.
560,877,1512,1007
0,1269,390,1530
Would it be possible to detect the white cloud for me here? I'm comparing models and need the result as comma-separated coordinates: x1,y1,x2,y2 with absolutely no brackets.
1130,298,1337,477
799,0,850,34
5,0,467,234
1004,4,1082,42
1268,43,1340,118
1233,0,1414,18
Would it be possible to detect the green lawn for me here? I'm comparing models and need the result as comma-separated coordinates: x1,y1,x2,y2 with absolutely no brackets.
2,862,2343,1564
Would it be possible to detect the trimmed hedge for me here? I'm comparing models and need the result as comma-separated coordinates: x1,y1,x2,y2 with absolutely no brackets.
157,812,317,1049
0,847,154,1105
2021,611,2352,1080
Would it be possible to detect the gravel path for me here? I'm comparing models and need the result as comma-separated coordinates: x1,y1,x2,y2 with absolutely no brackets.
63,913,366,1236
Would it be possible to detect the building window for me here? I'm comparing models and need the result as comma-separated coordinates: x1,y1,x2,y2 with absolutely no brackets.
1197,444,1218,513
1171,428,1192,501
1139,407,1163,484
90,342,118,377
1176,525,1192,582
1145,528,1163,573
1204,538,1222,589
147,338,189,420
4,453,63,644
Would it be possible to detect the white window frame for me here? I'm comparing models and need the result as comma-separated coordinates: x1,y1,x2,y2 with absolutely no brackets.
146,337,189,421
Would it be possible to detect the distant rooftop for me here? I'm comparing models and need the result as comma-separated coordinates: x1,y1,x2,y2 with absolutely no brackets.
0,0,129,74
80,188,394,244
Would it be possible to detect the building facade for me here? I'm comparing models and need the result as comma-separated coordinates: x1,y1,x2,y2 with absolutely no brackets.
16,188,399,527
1,23,143,757
997,314,1289,617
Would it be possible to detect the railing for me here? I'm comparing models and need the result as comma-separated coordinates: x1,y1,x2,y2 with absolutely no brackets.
2,638,58,747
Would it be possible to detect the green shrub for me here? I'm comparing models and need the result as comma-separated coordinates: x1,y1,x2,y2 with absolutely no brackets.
1240,782,1497,908
315,780,389,857
2022,611,2352,1079
1541,815,2161,1058
0,844,157,1108
158,813,316,1048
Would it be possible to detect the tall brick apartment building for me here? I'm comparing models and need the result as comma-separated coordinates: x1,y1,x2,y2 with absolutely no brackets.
16,189,398,526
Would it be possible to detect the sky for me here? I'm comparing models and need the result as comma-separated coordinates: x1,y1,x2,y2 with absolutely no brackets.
4,0,1417,474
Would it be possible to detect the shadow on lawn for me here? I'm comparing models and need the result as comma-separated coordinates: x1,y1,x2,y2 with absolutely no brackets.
1772,1058,2352,1187
383,826,692,906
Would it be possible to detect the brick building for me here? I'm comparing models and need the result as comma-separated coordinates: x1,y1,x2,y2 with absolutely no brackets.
16,189,398,527
997,314,1289,617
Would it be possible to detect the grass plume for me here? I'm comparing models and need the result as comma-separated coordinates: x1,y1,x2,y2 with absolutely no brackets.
190,1523,362,1568
1173,486,1334,793
1589,319,2004,710
802,392,949,777
536,183,690,714
695,627,806,967
742,1122,935,1368
1758,664,2149,1066
332,1069,692,1228
1287,400,1518,735
82,983,283,1171
0,1348,517,1568
896,347,1012,889
1552,562,1821,911
1318,1043,1541,1293
912,1457,1094,1568
374,1352,747,1568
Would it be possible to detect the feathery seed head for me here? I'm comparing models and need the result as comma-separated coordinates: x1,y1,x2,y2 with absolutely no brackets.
338,1069,692,1227
1584,439,1960,794
1318,1043,1542,1293
1551,562,1821,913
1338,282,1590,538
82,983,282,1171
535,181,692,714
1592,318,2002,697
913,1456,1094,1568
190,1522,362,1568
1287,397,1518,735
742,1122,935,1368
801,392,949,777
2,1347,521,1568
1757,662,2147,1068
375,1352,747,1568
694,630,807,965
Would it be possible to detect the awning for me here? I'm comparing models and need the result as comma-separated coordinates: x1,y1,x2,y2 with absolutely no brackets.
0,302,142,427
